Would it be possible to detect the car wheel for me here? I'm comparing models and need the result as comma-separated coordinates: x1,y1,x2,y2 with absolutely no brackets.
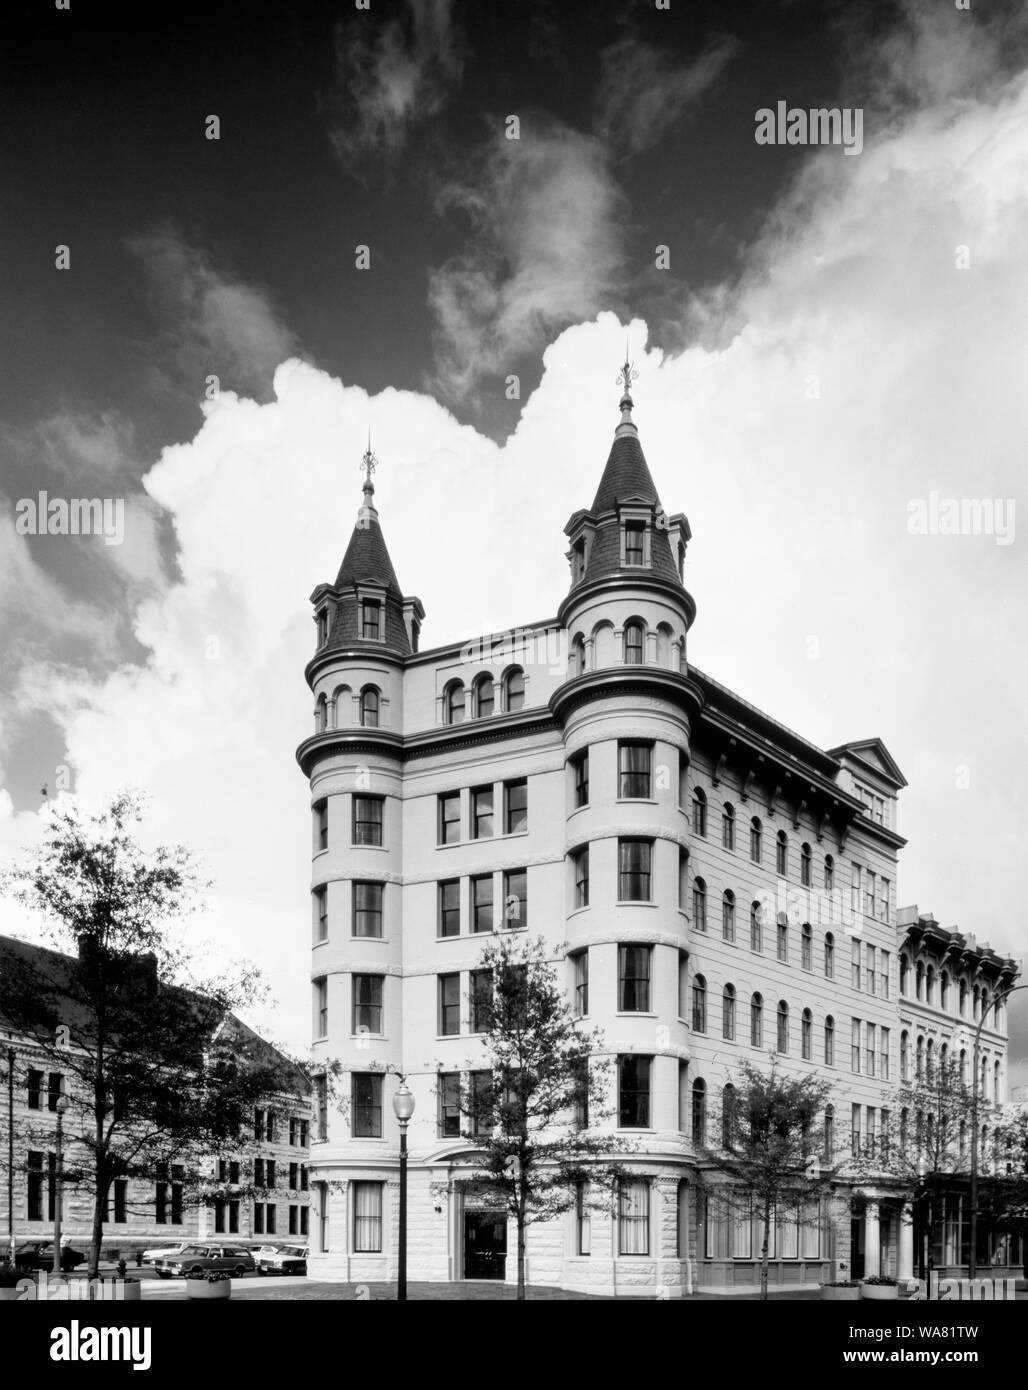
157,1272,171,1280
235,1266,247,1277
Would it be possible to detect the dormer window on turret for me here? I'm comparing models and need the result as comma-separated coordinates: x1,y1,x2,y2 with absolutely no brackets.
624,521,646,566
361,599,382,641
316,608,329,648
572,538,587,582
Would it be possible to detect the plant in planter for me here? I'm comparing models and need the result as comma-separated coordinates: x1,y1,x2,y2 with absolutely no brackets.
820,1280,861,1302
860,1275,899,1301
185,1270,232,1301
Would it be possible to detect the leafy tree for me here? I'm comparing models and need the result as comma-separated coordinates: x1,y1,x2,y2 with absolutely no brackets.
699,1058,839,1300
445,933,624,1300
0,792,306,1277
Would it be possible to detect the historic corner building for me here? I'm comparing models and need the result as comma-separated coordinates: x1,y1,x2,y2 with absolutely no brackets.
295,377,1020,1296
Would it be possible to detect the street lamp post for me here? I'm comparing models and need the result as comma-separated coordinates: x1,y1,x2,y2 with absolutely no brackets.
392,1079,415,1302
969,983,1027,1281
52,1094,69,1277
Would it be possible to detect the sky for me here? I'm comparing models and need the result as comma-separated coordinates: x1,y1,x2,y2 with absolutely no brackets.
1,0,1027,1081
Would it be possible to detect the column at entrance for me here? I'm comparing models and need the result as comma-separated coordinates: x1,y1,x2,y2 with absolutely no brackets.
898,1203,915,1281
863,1201,881,1279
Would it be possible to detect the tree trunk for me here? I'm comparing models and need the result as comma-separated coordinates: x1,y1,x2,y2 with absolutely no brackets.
760,1197,771,1302
516,1191,527,1301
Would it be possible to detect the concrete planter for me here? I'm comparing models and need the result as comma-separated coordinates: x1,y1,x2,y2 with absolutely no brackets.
861,1282,899,1301
0,1287,23,1301
185,1278,231,1301
821,1284,861,1301
117,1280,142,1302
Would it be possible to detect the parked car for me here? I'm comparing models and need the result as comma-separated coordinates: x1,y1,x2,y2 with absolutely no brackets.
14,1242,86,1272
141,1241,193,1267
254,1244,307,1276
154,1244,256,1279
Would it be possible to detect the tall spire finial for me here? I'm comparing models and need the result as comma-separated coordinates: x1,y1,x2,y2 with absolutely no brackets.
615,348,639,437
361,431,378,488
356,432,379,529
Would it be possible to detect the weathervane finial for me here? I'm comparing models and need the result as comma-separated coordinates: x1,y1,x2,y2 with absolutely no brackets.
361,433,378,488
616,353,638,396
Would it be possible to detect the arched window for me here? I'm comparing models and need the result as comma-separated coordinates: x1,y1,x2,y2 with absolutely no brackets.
691,974,707,1033
940,1042,949,1078
900,1109,909,1155
570,635,585,677
824,853,834,891
824,1015,835,1067
824,931,835,978
692,877,707,933
801,1008,813,1060
981,990,991,1026
360,685,380,728
722,1083,737,1148
801,842,812,887
315,693,328,733
750,993,763,1048
722,890,736,943
692,786,707,837
722,802,735,851
801,922,813,971
824,1105,835,1160
749,817,762,864
444,681,465,725
940,970,950,1010
926,965,935,1005
915,960,924,1001
331,684,351,728
958,1120,967,1162
925,1038,934,1083
959,1048,967,1086
776,913,788,963
776,830,788,876
624,621,645,665
899,954,909,995
473,675,495,719
959,978,967,1017
916,1035,925,1080
503,667,525,712
750,901,763,953
972,985,980,1021
722,984,736,1041
691,1078,706,1145
777,1000,789,1054
900,1030,909,1081
994,1059,1002,1103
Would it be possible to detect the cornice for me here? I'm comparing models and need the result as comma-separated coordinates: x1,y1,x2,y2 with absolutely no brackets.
550,667,704,727
557,571,697,630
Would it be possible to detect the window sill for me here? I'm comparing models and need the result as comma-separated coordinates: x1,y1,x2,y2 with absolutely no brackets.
567,906,590,920
616,1012,657,1019
350,843,388,852
349,1034,387,1042
616,797,658,806
617,900,658,908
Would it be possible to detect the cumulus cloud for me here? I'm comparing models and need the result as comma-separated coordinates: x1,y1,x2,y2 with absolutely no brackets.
325,0,464,172
126,225,300,399
596,35,739,155
427,121,624,402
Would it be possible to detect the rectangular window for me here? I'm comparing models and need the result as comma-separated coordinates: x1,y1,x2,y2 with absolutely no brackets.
352,975,383,1034
301,1163,309,1189
353,881,383,938
573,950,589,1017
618,945,652,1012
471,786,494,839
438,879,460,937
470,1071,492,1138
255,1157,265,1188
865,1107,877,1158
618,742,652,798
471,874,494,933
879,877,891,923
438,973,460,1035
880,1026,890,1081
504,779,528,834
866,1021,876,1077
864,869,876,916
850,863,861,914
618,839,652,901
352,1182,382,1252
624,522,646,568
315,1077,328,1141
866,943,876,995
289,1205,298,1235
880,950,890,999
353,796,383,846
851,1018,861,1074
47,1073,63,1111
315,977,328,1039
314,800,328,852
618,1179,650,1255
573,751,589,808
254,1203,265,1235
576,1184,591,1256
777,920,788,963
289,1162,298,1189
27,1069,43,1110
316,1182,329,1253
618,1055,651,1128
572,846,589,909
503,868,528,928
215,1200,226,1233
851,1104,861,1158
314,886,328,942
438,1072,461,1138
27,1152,44,1221
851,938,861,990
438,792,460,845
352,1074,382,1138
470,969,492,1034
267,1159,276,1188
300,1207,308,1236
360,601,380,641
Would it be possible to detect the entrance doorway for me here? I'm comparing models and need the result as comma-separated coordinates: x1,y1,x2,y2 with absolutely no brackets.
850,1218,865,1280
463,1211,507,1280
